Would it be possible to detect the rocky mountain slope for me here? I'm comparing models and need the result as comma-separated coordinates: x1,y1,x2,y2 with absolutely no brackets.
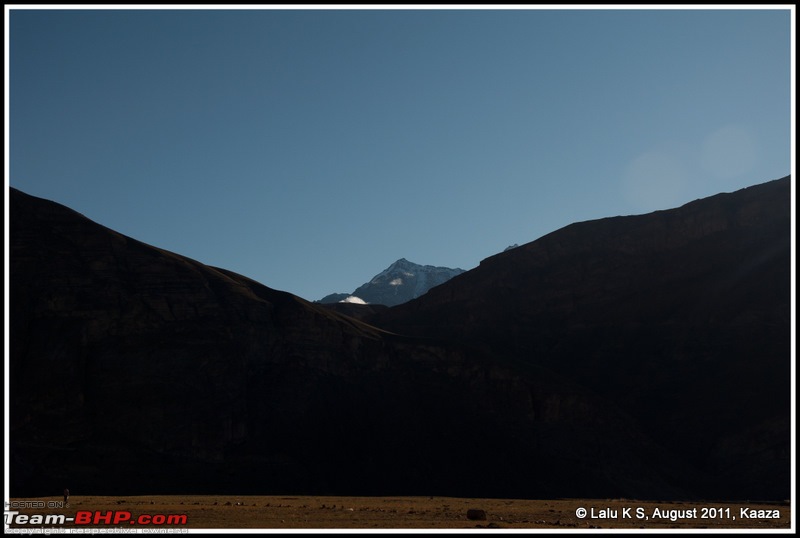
9,187,688,500
9,176,791,501
319,258,465,306
371,176,792,501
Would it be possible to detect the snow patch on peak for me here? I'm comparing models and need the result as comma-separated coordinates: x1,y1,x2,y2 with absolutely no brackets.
389,278,403,286
340,295,367,304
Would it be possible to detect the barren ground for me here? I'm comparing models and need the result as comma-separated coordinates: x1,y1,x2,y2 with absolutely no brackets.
7,495,792,530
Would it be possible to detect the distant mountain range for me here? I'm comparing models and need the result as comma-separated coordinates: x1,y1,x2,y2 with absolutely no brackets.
318,258,465,306
9,175,791,501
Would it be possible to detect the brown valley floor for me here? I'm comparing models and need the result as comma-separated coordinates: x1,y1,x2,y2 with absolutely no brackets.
7,495,792,530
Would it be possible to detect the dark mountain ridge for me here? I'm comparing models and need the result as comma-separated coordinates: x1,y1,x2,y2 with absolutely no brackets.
10,187,691,500
371,176,792,500
9,176,791,501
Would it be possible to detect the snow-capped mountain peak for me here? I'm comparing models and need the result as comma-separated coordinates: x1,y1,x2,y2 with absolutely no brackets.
319,258,466,307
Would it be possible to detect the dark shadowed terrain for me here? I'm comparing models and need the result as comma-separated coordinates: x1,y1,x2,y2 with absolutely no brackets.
9,176,791,502
372,176,792,501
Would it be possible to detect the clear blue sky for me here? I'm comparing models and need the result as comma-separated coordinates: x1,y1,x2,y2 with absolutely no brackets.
6,7,794,301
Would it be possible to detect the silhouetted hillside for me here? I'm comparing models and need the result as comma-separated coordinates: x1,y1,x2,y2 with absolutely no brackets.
371,176,792,500
9,177,791,501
